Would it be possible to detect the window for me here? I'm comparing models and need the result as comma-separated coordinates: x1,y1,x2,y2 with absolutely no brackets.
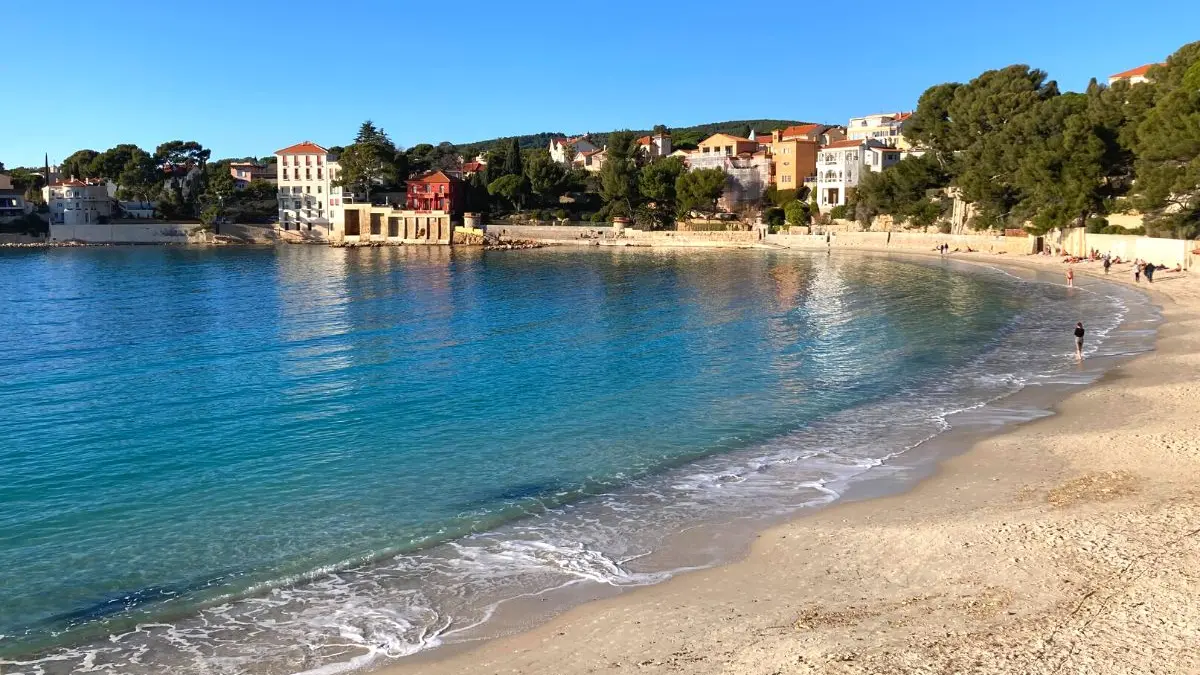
388,217,399,237
283,169,289,180
317,169,323,179
305,186,311,194
369,212,382,235
724,145,733,155
317,185,322,193
783,176,792,183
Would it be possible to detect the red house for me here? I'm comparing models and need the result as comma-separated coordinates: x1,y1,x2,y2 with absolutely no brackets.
406,170,461,213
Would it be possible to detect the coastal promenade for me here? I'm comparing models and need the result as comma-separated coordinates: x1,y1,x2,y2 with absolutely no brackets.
386,251,1200,675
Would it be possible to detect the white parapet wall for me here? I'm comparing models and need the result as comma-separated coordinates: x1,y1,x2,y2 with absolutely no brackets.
49,223,207,244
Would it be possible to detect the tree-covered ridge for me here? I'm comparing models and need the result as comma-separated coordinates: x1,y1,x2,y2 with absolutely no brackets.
453,119,816,155
860,40,1200,238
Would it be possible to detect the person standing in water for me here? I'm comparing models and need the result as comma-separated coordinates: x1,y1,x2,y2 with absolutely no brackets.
1066,266,1075,287
1103,256,1111,275
1074,322,1085,361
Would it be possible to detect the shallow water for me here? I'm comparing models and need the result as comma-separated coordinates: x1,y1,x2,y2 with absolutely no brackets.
0,246,1155,674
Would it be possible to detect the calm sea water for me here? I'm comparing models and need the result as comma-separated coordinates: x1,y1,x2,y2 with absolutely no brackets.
0,246,1154,674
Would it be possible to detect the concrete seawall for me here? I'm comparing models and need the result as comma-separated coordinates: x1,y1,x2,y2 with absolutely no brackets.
485,224,764,248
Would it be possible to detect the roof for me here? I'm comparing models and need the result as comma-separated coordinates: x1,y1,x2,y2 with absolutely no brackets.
275,141,328,155
50,178,105,187
779,123,822,138
635,135,652,145
462,161,484,172
407,170,458,184
700,133,755,145
1110,63,1156,79
822,139,867,150
892,111,912,122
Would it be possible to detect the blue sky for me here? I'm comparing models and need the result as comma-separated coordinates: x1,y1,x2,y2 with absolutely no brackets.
3,0,1196,167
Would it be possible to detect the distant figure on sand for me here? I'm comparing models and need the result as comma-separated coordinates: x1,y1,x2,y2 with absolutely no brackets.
1074,322,1085,361
1066,266,1074,287
1103,256,1111,275
1134,263,1141,283
1145,262,1156,283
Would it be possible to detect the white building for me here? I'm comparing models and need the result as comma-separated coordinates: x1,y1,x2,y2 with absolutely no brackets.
816,139,901,211
847,112,912,149
42,179,113,224
275,141,344,238
1108,64,1156,86
635,132,672,159
549,136,599,165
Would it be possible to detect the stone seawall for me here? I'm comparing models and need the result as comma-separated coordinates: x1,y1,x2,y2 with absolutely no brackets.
485,224,763,248
765,231,1036,256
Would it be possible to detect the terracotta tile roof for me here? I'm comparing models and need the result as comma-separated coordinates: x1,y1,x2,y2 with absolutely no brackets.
462,161,484,172
635,135,652,145
50,178,105,187
408,170,458,184
892,111,912,122
275,141,328,155
779,123,822,138
1110,63,1156,79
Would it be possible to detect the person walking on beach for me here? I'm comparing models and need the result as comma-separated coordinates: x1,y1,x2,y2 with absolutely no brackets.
1145,262,1156,283
1066,266,1075,288
1134,262,1141,283
1103,256,1111,275
1074,322,1085,361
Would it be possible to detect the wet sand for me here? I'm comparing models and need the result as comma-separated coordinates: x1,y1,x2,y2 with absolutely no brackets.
382,252,1200,675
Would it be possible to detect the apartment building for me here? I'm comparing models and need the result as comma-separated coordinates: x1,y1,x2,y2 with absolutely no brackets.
816,139,901,211
230,162,277,189
274,141,341,237
768,130,819,190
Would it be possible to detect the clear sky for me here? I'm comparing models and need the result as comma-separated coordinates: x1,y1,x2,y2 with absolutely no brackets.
3,0,1197,167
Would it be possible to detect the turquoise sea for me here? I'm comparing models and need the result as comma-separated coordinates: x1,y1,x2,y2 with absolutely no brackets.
0,246,1154,674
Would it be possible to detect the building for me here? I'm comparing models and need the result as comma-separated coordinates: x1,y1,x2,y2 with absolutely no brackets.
549,136,600,164
579,148,607,172
0,177,29,221
1108,63,1157,86
339,204,453,245
230,162,277,189
816,139,901,211
405,170,462,213
847,112,912,149
275,141,339,237
696,133,760,158
42,179,113,225
635,132,673,159
768,130,819,190
461,161,485,176
687,143,771,210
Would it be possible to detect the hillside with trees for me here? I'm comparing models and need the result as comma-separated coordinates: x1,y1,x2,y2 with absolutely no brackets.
453,119,816,155
856,40,1200,238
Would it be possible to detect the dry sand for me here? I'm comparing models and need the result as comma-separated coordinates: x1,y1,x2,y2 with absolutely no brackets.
384,252,1200,675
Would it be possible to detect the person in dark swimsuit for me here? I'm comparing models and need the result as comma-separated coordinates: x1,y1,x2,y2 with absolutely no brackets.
1074,322,1085,361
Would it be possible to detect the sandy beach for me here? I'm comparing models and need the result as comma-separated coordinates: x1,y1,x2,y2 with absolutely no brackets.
383,252,1200,675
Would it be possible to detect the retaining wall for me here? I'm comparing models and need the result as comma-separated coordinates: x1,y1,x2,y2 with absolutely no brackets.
765,231,1035,255
1059,229,1194,269
50,223,207,244
485,223,762,247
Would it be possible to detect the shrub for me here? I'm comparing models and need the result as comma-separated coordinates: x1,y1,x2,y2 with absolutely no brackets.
1085,216,1110,234
554,209,568,221
784,200,810,226
829,204,849,220
589,211,606,223
764,207,785,228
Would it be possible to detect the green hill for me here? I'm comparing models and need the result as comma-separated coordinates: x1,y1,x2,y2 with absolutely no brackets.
453,119,820,155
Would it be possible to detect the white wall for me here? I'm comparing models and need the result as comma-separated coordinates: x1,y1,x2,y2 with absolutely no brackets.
50,223,205,244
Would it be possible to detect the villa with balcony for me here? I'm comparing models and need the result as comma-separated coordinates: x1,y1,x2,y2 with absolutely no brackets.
405,170,461,213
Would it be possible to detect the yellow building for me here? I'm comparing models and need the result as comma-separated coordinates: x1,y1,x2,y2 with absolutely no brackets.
696,133,759,158
768,130,818,189
338,204,454,245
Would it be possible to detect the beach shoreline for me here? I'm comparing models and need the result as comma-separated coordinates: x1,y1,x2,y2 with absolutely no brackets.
379,250,1200,675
